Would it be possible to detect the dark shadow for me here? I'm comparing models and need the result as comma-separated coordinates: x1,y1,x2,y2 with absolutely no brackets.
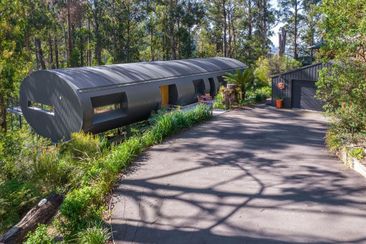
110,107,366,243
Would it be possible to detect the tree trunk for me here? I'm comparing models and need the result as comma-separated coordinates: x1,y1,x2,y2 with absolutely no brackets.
0,194,63,244
294,0,298,59
247,0,252,58
279,27,287,56
126,3,131,63
48,33,54,69
222,0,227,57
67,0,73,66
54,37,59,68
0,96,7,132
35,38,46,70
93,1,102,65
227,6,233,58
87,17,92,66
169,0,177,60
149,0,155,61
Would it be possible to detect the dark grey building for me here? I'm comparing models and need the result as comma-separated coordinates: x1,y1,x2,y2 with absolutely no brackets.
271,62,328,111
20,57,245,142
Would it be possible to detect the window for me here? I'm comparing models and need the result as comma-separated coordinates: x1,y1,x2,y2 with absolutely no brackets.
208,78,216,97
93,103,121,114
192,79,205,96
28,101,55,115
91,92,127,125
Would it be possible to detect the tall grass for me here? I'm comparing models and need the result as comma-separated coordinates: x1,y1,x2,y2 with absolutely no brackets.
26,104,212,241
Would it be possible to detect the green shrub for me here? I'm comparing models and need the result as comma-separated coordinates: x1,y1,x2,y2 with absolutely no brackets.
0,180,40,233
254,86,271,102
246,86,271,103
77,225,110,244
325,127,343,152
334,105,366,135
61,132,103,161
58,105,212,238
224,69,255,99
317,60,366,134
349,148,366,160
213,87,226,109
254,55,301,84
0,129,51,181
25,224,53,244
60,185,104,231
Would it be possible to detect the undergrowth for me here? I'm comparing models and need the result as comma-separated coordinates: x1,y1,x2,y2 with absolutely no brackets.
22,104,212,242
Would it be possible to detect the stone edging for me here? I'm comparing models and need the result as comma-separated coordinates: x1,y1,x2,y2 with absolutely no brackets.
337,148,366,178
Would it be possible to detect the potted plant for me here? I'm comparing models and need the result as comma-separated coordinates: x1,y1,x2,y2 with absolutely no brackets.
275,94,284,109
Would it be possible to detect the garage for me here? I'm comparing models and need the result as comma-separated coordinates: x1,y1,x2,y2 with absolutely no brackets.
272,62,330,111
291,80,324,111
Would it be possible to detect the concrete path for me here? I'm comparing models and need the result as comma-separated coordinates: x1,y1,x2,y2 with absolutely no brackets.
111,107,366,243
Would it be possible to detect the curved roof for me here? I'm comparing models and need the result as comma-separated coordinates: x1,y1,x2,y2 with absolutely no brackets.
49,57,245,91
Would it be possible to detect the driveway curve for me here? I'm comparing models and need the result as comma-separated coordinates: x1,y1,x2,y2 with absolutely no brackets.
111,106,366,243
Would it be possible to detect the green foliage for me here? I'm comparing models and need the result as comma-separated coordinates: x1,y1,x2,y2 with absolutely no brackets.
57,105,212,238
60,186,104,231
246,86,272,103
61,132,103,161
0,180,40,232
213,87,226,110
317,60,366,135
218,63,273,108
25,224,53,244
223,69,255,95
349,148,366,160
319,0,366,60
254,55,301,84
0,131,109,234
317,0,366,156
325,127,343,152
77,225,110,244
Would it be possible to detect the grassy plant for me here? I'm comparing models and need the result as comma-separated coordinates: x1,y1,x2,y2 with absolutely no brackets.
61,132,103,161
77,225,110,244
0,180,40,232
349,148,366,160
57,104,212,239
25,224,53,244
1,105,211,239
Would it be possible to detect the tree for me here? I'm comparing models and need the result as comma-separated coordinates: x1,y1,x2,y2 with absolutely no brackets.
279,0,321,59
0,0,32,131
317,0,366,136
278,0,304,59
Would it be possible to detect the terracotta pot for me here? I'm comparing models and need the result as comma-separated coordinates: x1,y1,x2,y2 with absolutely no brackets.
275,99,283,109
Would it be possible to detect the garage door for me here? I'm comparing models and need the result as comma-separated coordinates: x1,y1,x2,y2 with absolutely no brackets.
292,80,324,111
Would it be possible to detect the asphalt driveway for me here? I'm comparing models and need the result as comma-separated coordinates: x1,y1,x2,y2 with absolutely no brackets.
110,106,366,243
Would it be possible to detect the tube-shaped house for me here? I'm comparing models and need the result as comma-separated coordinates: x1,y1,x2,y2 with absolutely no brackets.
20,57,245,141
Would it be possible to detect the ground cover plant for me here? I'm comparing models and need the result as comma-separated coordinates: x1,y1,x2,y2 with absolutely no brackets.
0,104,212,242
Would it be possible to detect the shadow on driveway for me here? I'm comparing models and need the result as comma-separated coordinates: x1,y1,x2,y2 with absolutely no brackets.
111,107,366,243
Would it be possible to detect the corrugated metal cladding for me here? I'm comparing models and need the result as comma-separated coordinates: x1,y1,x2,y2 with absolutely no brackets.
20,57,246,142
272,62,330,109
